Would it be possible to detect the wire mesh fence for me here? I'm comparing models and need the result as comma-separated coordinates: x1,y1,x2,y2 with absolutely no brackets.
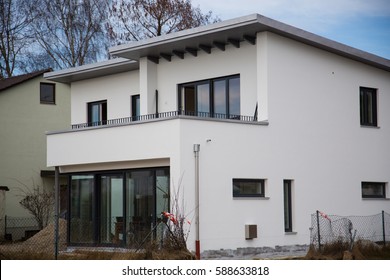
0,213,192,260
310,210,390,251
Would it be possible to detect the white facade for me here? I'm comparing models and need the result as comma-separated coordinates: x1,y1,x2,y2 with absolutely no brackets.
46,14,390,252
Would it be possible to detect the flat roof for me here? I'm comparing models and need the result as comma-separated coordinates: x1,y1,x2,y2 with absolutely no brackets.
110,13,390,72
44,58,139,83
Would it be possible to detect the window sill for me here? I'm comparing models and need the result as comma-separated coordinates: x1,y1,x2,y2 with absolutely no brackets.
285,231,297,235
233,196,270,200
360,125,380,129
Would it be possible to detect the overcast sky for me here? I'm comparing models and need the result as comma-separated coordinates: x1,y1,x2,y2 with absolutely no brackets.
192,0,390,59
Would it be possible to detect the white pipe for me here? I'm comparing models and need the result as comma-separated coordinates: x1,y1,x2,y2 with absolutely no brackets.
193,144,200,259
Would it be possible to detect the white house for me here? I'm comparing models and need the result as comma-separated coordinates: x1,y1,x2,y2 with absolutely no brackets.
45,14,390,255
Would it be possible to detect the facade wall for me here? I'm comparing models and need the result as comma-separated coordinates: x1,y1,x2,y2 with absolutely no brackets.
71,71,139,124
0,76,70,217
46,31,390,251
178,32,390,251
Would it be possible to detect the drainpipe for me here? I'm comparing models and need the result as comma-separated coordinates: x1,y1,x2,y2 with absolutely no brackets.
54,166,59,260
193,144,200,259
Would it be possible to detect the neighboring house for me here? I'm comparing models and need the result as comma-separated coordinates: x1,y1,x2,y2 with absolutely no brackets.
0,70,70,230
45,14,390,253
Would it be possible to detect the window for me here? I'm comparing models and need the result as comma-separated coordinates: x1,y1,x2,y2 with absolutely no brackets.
179,75,240,118
131,95,140,120
361,182,386,198
40,83,55,104
69,167,169,247
283,180,293,232
87,100,107,126
360,87,377,126
233,179,265,197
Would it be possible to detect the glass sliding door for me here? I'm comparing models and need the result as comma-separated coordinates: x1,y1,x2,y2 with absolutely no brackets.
197,83,210,116
68,167,169,247
182,85,196,115
100,175,123,244
69,175,94,244
229,77,240,117
126,170,154,247
213,79,227,116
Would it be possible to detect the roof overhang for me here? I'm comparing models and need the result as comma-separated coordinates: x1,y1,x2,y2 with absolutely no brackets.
110,14,390,72
44,58,139,83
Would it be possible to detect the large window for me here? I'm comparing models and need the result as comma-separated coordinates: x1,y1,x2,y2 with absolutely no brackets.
361,182,386,198
40,83,55,104
360,87,377,127
68,168,169,247
88,100,107,126
179,75,240,118
233,179,265,197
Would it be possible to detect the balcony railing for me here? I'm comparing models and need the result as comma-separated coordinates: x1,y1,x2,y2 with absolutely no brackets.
71,110,257,130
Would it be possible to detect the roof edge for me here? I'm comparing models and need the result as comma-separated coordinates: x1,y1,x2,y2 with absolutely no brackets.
44,58,138,83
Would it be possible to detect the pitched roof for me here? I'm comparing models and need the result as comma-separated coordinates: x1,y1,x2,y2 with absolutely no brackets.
0,69,51,92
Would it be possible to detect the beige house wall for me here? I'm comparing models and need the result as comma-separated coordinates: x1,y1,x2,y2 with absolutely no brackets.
0,75,70,217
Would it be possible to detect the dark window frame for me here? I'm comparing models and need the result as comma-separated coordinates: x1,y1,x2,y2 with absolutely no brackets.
360,87,378,127
67,166,170,246
232,178,265,198
361,182,386,198
178,74,240,118
131,94,140,119
40,82,56,104
87,100,107,126
283,180,293,232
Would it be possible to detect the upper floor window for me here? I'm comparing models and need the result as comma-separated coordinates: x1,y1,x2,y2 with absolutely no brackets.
361,182,386,199
131,95,140,120
360,87,377,127
40,83,55,104
179,75,240,119
88,100,107,126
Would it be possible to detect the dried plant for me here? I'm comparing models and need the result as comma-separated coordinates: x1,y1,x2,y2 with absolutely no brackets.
19,184,54,230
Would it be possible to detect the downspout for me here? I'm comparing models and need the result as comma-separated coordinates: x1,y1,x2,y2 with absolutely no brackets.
193,144,200,259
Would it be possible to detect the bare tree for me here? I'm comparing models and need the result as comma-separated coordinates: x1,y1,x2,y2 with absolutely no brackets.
19,184,54,230
0,0,35,78
107,0,219,44
29,0,109,69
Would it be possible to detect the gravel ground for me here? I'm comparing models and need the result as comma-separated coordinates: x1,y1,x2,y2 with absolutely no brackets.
201,245,309,259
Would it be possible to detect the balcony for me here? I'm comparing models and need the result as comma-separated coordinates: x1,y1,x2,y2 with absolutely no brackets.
47,110,264,170
71,110,258,130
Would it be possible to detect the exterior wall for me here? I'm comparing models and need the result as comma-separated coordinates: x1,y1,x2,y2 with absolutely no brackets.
179,32,390,251
46,31,390,252
155,42,258,117
71,71,139,124
0,75,70,217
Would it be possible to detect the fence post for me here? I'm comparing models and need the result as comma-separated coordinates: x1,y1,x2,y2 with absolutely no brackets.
383,210,386,246
54,166,60,260
316,210,321,251
4,215,7,240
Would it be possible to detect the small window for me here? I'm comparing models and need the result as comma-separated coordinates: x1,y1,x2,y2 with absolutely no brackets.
131,95,140,120
362,182,386,198
233,179,265,197
40,83,55,104
360,87,377,127
283,180,293,232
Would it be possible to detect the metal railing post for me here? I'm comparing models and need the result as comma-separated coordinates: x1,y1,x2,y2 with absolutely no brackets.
382,210,386,246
